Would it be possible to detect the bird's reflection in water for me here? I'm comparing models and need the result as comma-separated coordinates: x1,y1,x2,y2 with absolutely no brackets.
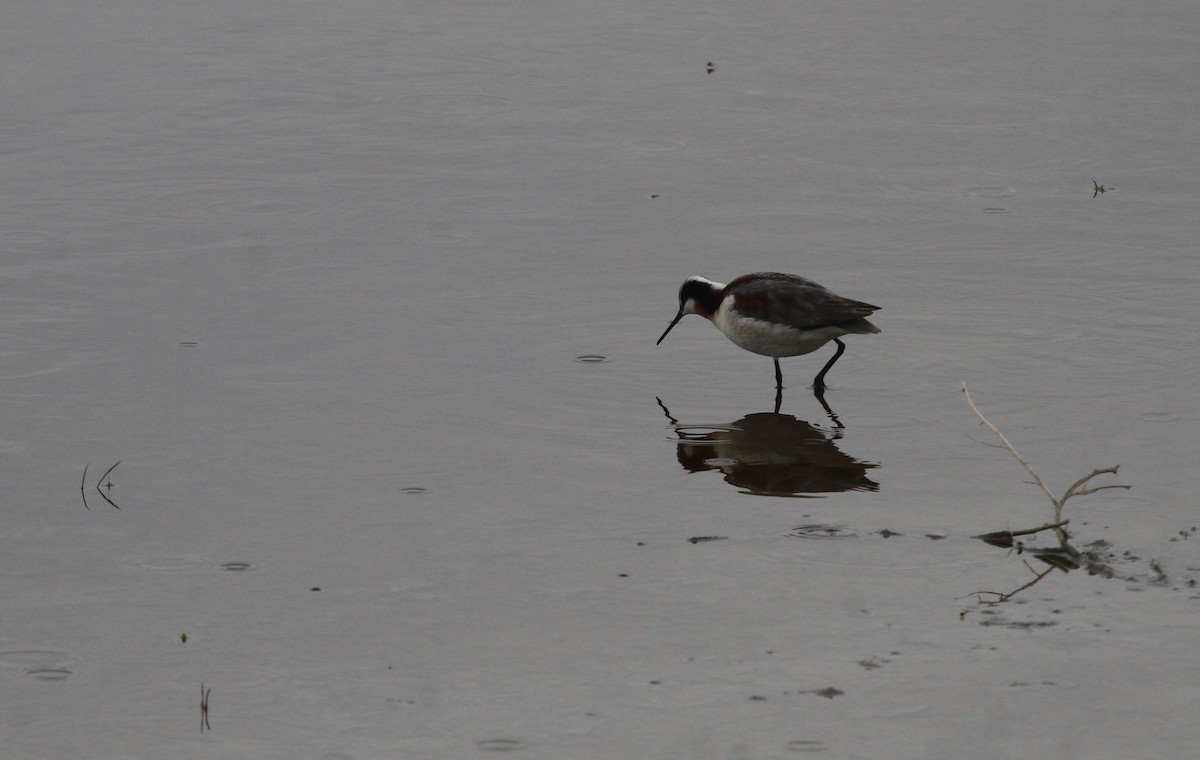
658,398,879,497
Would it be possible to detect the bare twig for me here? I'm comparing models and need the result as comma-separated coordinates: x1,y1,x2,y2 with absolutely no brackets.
961,383,1061,513
965,433,1007,449
1009,519,1070,538
962,383,1129,523
1061,466,1130,502
1008,562,1059,596
961,383,1131,604
966,562,1059,604
975,520,1070,549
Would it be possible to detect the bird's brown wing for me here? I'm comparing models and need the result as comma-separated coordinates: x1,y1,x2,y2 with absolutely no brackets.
728,273,879,330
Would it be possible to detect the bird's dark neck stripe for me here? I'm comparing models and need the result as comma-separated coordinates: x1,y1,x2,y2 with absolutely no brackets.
681,279,724,317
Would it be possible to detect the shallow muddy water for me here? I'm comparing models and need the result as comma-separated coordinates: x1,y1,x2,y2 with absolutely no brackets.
2,1,1198,758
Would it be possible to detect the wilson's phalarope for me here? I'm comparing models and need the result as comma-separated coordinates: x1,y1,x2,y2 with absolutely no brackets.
656,272,880,392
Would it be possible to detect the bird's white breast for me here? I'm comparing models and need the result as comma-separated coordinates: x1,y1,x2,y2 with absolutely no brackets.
712,300,848,358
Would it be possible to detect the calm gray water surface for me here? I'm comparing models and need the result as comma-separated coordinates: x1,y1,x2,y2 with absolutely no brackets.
3,1,1198,758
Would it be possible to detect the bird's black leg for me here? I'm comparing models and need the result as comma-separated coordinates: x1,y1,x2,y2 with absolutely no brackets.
813,339,846,393
774,358,783,390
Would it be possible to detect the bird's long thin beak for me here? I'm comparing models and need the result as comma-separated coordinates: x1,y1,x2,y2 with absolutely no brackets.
656,311,685,345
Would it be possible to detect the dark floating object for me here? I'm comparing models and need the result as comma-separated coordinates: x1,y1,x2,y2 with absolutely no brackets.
800,686,844,699
687,535,727,544
1029,545,1083,571
787,741,828,752
791,524,857,539
976,530,1017,549
706,61,715,73
1092,179,1106,198
80,461,121,509
574,354,611,364
477,739,523,751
